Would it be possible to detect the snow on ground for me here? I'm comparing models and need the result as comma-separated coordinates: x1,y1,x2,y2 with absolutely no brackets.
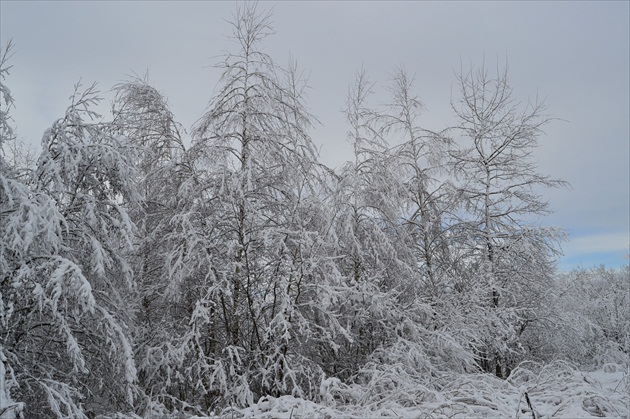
194,361,629,418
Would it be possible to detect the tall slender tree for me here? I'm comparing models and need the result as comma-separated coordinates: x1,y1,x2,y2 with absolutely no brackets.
380,67,457,297
138,4,351,411
448,62,566,376
109,77,191,414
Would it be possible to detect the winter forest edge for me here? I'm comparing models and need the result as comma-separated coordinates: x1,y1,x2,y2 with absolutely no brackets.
1,4,628,419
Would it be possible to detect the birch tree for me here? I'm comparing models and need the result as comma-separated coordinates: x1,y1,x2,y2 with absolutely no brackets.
137,4,350,411
109,77,191,414
327,68,410,377
380,67,458,298
323,68,477,395
1,38,142,417
448,62,566,376
0,40,26,419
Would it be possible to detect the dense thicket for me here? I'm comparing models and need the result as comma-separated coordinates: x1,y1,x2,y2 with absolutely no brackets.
1,6,627,418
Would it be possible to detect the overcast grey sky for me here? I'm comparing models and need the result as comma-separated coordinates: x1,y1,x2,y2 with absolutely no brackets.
1,1,628,271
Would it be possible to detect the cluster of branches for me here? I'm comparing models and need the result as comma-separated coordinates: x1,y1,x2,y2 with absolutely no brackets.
1,5,627,418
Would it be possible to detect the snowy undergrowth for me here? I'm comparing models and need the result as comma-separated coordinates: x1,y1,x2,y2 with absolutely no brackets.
193,361,628,418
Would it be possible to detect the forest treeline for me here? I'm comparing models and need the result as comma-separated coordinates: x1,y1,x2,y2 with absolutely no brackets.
1,5,628,418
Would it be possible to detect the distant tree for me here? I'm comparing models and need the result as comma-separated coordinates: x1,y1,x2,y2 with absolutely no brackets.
536,265,630,366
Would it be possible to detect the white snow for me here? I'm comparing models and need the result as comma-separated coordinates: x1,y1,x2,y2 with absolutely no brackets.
193,361,629,418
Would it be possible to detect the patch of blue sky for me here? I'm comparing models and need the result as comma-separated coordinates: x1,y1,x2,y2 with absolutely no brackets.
557,229,629,272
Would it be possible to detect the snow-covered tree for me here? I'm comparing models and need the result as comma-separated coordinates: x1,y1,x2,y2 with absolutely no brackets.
1,39,141,414
0,39,26,419
109,76,192,414
378,67,461,300
3,9,616,416
129,4,350,412
447,62,567,376
318,68,479,407
533,265,630,366
324,68,410,378
331,68,413,291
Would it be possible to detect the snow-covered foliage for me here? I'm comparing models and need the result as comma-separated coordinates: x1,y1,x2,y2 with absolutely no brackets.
521,266,630,367
1,42,140,417
1,7,627,418
193,362,629,418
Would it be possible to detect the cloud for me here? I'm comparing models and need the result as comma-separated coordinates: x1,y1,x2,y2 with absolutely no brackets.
556,231,629,271
2,1,628,272
554,231,628,271
566,231,629,255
